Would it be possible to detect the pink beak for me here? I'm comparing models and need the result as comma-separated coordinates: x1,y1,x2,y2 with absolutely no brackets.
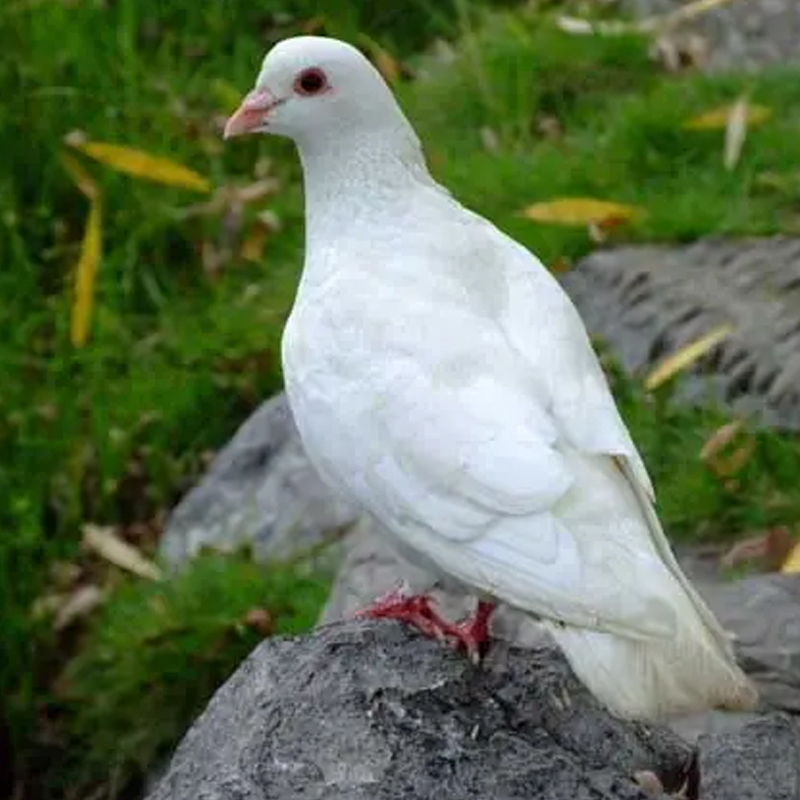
224,88,281,139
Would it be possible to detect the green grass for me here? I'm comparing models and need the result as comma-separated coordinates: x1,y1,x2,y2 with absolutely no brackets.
5,0,800,796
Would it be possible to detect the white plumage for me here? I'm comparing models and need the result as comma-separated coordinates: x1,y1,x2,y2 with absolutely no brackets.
225,35,757,719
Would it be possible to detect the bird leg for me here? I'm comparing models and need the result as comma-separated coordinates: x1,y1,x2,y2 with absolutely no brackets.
354,586,454,642
445,601,496,663
356,588,496,662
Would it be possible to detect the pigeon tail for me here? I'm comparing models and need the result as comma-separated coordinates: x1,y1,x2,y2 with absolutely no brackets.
543,610,757,719
544,464,757,720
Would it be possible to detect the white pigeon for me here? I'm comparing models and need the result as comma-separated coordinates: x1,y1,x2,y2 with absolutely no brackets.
224,35,757,719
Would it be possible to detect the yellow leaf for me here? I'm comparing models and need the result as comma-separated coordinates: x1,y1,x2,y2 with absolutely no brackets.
70,196,102,347
724,95,749,171
644,324,734,391
60,153,99,199
82,524,163,581
520,198,645,226
240,220,270,263
781,539,800,574
71,141,211,193
684,103,771,130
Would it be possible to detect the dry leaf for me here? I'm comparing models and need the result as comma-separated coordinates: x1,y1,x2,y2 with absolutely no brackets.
633,770,664,797
684,103,771,130
243,607,273,636
240,221,270,263
723,527,792,572
82,523,163,580
700,419,755,476
520,198,645,227
556,15,635,36
70,196,102,347
301,15,325,34
781,537,800,573
60,153,99,199
69,140,211,193
54,585,105,631
479,126,500,153
549,256,573,274
723,96,749,170
644,324,733,391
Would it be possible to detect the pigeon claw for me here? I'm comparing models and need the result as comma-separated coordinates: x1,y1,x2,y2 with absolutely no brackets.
356,591,495,663
446,600,495,664
354,590,451,641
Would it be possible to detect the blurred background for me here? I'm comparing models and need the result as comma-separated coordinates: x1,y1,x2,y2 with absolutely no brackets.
4,0,800,797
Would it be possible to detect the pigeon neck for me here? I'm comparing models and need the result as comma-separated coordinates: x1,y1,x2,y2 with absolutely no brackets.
298,124,434,243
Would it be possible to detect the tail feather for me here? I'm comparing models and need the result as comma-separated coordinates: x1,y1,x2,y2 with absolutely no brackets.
544,458,759,720
544,614,757,719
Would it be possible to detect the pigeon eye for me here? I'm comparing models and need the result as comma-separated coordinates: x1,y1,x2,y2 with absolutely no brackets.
294,68,327,96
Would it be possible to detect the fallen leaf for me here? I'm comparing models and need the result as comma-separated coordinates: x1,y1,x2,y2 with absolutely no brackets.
479,126,500,153
69,140,211,193
684,103,771,130
633,770,664,797
644,324,733,391
700,419,755,476
781,538,800,573
82,523,163,580
549,256,573,274
723,96,749,170
651,32,709,72
520,198,645,227
723,527,792,572
70,195,102,347
240,219,271,263
54,584,105,631
243,607,273,636
301,15,326,34
556,15,636,36
60,153,99,199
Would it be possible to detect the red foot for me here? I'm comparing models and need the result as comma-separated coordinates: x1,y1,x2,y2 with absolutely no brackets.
356,590,495,662
448,600,495,663
354,589,451,641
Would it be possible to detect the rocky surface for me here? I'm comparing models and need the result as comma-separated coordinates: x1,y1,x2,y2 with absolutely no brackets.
623,0,800,71
697,714,800,800
561,237,800,430
147,620,798,800
159,394,360,567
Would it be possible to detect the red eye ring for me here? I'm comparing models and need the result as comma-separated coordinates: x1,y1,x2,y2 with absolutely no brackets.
294,68,328,96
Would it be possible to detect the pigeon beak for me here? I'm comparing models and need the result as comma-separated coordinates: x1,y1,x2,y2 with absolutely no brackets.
224,88,281,139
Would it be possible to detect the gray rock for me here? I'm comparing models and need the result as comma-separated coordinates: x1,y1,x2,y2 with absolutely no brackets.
147,620,696,800
561,237,800,430
697,714,800,799
698,573,800,713
159,394,360,567
622,0,800,71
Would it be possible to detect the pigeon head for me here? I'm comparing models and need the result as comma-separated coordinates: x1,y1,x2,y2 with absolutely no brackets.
224,36,407,149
